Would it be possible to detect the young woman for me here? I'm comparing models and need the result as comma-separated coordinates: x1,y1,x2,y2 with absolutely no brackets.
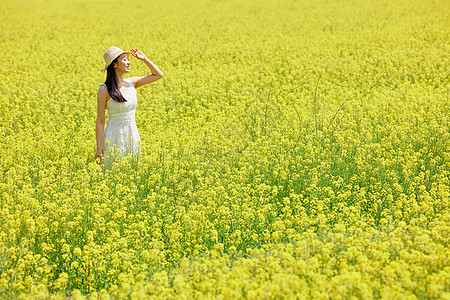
95,46,163,163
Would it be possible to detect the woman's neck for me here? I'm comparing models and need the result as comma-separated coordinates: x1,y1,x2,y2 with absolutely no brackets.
115,72,125,85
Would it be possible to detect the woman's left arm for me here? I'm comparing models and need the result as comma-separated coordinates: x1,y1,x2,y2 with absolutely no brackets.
129,48,164,88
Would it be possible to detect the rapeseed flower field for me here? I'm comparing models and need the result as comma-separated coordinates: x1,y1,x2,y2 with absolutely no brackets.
1,0,449,298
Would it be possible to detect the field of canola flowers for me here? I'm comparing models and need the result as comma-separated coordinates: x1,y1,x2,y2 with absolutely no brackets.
1,0,449,298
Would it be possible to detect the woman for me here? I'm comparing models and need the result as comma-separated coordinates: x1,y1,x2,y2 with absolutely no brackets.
95,46,163,163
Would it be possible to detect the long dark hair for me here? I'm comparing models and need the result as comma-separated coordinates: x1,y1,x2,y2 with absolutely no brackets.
104,57,127,103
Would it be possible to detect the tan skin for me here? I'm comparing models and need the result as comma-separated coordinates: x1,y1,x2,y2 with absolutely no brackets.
95,48,164,162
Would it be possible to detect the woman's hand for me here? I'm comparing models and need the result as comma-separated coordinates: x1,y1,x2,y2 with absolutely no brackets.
130,48,147,60
95,149,103,164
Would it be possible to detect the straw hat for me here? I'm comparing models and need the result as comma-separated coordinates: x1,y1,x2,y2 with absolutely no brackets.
101,46,131,73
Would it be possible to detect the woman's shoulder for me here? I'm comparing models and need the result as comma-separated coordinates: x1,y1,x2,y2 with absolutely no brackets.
125,78,135,88
98,84,111,102
98,83,109,94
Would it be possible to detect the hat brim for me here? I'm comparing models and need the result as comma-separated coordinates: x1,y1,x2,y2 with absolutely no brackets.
102,51,131,72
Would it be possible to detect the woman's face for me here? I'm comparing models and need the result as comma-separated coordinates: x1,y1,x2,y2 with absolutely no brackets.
114,53,130,73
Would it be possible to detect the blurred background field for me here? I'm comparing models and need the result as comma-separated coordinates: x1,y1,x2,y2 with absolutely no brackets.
0,0,449,298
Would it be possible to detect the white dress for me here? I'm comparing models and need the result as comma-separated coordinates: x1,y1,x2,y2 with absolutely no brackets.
101,79,141,158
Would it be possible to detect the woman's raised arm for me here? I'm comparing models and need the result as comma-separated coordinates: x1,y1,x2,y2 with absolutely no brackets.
128,48,164,88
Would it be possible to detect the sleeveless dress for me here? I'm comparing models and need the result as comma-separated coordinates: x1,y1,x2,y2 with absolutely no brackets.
101,79,141,159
